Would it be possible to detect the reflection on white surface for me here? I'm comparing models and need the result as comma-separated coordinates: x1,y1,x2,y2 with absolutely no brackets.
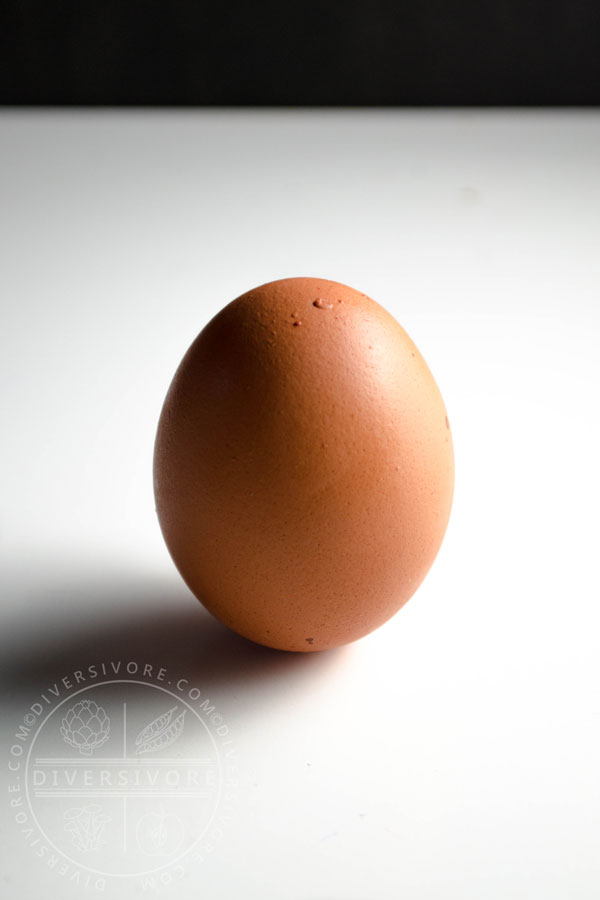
1,110,599,899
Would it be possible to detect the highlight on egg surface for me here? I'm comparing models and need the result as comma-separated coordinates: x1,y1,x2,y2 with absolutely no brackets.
153,277,454,652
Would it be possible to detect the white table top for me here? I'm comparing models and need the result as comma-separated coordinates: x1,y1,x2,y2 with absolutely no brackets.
1,110,599,899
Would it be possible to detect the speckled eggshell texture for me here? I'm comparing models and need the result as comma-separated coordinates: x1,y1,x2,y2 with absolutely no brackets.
153,277,454,652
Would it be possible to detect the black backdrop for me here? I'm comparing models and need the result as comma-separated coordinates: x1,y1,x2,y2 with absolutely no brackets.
1,0,599,105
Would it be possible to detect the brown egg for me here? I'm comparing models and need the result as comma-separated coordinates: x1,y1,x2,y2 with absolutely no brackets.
154,277,454,652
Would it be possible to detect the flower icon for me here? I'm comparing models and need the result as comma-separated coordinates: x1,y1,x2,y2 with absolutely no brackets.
60,699,110,755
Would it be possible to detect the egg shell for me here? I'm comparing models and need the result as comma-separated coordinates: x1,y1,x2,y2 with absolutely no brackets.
154,277,454,652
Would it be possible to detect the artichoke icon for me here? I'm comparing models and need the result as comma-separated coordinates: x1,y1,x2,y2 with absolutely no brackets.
60,699,110,755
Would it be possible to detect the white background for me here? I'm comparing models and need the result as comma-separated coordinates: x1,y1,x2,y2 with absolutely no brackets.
1,111,599,899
